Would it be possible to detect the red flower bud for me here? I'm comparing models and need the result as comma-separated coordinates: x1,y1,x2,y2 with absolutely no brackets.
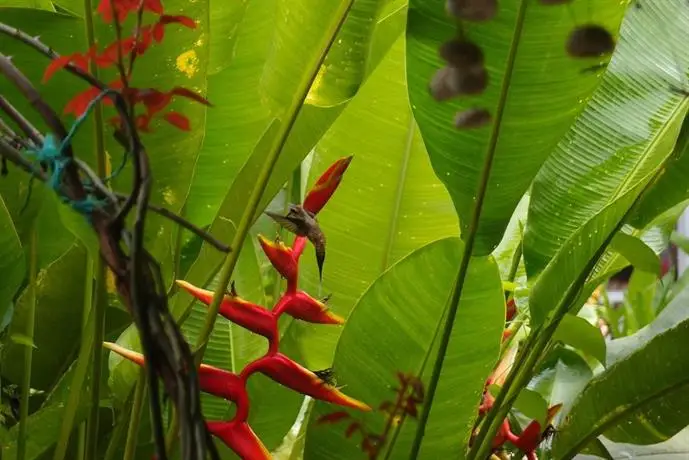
513,420,542,453
258,235,298,283
175,280,277,340
103,342,249,419
276,291,344,325
207,421,270,460
303,156,352,215
243,354,370,412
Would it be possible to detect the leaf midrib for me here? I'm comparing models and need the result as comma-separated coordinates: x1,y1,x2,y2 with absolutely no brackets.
380,113,415,271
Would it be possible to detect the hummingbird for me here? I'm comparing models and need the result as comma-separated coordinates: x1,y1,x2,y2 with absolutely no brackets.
265,204,326,280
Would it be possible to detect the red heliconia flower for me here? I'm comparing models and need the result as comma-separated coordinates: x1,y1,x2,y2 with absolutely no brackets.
275,291,344,325
303,156,353,215
175,280,277,341
96,0,163,23
206,421,270,460
257,235,299,284
506,297,517,322
513,420,542,453
492,419,518,448
103,341,247,402
243,353,371,412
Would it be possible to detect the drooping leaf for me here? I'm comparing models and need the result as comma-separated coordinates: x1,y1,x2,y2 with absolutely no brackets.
407,0,628,256
552,314,607,366
525,1,689,276
303,238,504,458
631,113,689,228
609,233,660,274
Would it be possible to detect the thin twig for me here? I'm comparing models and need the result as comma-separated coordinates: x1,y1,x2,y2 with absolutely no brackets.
0,94,42,143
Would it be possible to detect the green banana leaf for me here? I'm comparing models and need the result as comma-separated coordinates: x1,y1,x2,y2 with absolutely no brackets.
525,0,689,276
631,112,689,228
553,285,689,458
406,0,627,256
2,242,86,390
172,0,403,322
303,238,504,459
288,36,459,369
0,196,24,323
576,428,689,460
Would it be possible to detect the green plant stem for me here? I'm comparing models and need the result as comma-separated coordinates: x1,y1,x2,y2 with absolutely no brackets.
53,259,96,460
78,257,94,460
123,369,147,460
408,2,529,458
191,0,355,361
17,229,37,460
103,398,132,460
83,0,108,455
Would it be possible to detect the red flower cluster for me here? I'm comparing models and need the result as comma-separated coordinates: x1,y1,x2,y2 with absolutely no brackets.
105,157,364,458
42,0,204,132
475,368,562,460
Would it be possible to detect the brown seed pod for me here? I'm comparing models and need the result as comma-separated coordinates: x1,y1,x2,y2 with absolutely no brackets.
439,39,484,69
453,66,489,95
446,0,498,22
538,0,572,4
454,108,492,129
566,25,616,58
429,67,460,101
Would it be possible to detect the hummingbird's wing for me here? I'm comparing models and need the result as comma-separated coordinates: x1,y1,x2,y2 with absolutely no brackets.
265,211,301,235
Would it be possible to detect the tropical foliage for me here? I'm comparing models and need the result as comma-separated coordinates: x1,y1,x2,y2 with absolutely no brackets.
2,0,689,459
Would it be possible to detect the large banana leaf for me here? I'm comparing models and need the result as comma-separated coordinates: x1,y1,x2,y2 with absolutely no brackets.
172,0,403,320
0,196,24,322
552,287,689,458
288,36,459,369
406,0,628,256
2,242,86,390
303,238,504,459
525,0,689,276
183,0,399,228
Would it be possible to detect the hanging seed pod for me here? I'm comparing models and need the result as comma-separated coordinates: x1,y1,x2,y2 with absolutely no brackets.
539,0,572,4
454,66,489,95
566,25,615,58
454,108,492,129
439,39,484,69
429,67,460,101
446,0,498,22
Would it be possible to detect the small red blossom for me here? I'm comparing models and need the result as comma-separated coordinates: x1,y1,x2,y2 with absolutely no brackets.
64,80,122,117
506,297,516,321
42,52,89,83
303,156,353,215
96,0,164,23
163,111,190,131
